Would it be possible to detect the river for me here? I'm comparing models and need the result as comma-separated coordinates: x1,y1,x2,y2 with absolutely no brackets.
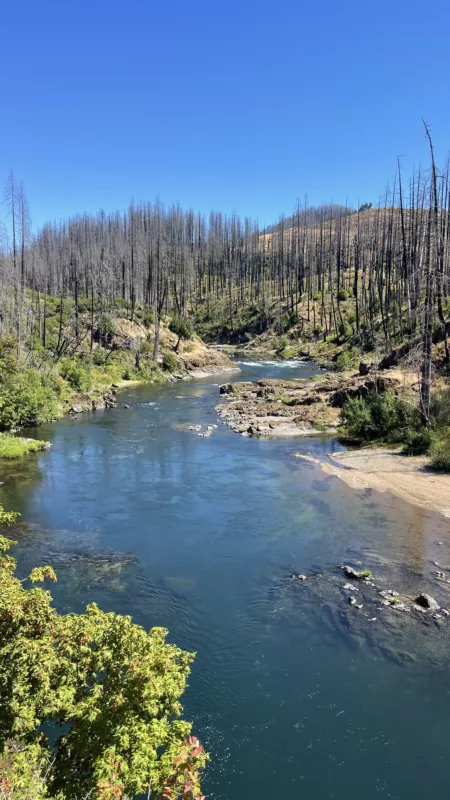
2,359,450,799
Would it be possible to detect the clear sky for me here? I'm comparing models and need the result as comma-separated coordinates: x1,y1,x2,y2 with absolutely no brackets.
2,0,450,231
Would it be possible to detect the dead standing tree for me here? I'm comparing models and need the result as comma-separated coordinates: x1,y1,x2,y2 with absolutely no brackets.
421,120,438,425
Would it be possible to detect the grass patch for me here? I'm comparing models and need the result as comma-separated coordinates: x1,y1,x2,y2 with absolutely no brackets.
0,434,49,459
281,396,296,406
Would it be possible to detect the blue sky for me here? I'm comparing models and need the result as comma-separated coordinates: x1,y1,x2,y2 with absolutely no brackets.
2,0,450,231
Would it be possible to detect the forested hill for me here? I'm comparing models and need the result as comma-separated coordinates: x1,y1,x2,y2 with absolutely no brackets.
1,130,449,422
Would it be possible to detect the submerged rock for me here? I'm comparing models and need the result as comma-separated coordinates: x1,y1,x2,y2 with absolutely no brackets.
379,589,399,600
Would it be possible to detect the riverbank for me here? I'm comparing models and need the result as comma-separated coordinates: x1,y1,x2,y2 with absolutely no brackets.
65,350,239,417
295,448,450,518
0,333,239,457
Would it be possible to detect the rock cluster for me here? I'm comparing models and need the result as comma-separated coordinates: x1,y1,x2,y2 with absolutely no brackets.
217,371,402,437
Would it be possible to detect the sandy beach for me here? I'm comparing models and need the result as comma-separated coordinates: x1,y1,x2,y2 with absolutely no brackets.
295,448,450,518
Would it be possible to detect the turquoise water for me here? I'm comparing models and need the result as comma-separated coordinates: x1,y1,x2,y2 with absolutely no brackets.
2,359,450,799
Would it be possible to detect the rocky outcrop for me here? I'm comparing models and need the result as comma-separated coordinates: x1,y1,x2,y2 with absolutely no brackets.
68,389,117,415
217,370,404,438
178,343,240,377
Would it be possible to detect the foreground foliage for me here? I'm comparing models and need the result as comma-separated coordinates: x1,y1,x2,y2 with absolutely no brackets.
0,537,207,800
0,506,20,525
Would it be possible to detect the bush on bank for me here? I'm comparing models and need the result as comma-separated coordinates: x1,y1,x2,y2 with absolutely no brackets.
341,390,422,444
341,387,450,470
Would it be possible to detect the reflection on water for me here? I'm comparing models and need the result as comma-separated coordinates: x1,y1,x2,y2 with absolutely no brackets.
2,360,450,799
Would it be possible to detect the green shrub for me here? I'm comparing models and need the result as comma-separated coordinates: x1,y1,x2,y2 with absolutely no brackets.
162,351,179,372
139,339,154,356
169,316,194,341
278,310,299,334
0,537,207,799
0,334,19,373
0,369,61,430
336,349,359,371
0,505,20,525
342,390,422,443
338,288,348,301
58,358,91,391
430,429,450,471
430,387,450,427
96,314,117,341
402,428,431,456
142,308,155,327
92,350,107,366
275,335,288,353
338,322,353,339
341,396,372,439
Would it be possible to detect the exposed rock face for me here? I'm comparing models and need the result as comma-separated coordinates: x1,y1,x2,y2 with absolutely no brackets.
217,370,403,438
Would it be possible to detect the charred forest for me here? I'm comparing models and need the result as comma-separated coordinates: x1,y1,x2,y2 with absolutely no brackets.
1,129,450,423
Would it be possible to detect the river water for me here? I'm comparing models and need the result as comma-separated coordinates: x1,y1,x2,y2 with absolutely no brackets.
2,359,450,799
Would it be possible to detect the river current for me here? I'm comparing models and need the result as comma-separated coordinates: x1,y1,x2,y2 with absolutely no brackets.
2,359,450,799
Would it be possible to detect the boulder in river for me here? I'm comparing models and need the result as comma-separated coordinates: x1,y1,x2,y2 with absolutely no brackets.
92,397,105,410
414,593,440,611
342,565,372,580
